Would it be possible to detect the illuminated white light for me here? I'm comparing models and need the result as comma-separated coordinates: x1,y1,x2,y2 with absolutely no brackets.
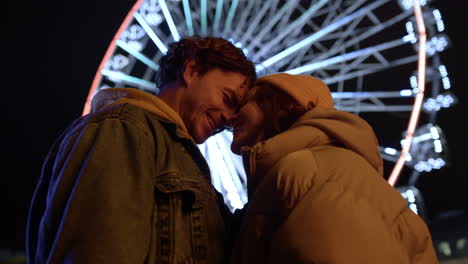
107,54,130,70
439,65,448,77
406,190,416,203
385,147,398,155
133,12,168,53
400,89,413,96
442,77,451,89
159,0,181,41
434,140,443,153
410,75,418,88
430,126,440,140
405,153,412,162
439,242,452,256
140,0,163,26
403,21,417,43
433,9,445,32
409,203,418,214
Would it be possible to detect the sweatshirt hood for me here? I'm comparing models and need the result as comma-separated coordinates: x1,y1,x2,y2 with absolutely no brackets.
90,88,193,142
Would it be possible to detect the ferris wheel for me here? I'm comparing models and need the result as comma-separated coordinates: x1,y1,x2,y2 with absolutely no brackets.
82,0,454,212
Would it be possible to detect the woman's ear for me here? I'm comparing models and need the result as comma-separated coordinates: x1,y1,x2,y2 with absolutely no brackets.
182,58,197,87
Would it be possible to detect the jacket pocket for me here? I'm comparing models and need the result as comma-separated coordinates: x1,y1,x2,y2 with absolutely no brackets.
155,171,203,209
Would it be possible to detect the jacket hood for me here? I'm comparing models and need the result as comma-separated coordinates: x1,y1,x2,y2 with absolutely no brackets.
243,74,383,194
243,108,383,194
90,88,193,141
256,73,334,110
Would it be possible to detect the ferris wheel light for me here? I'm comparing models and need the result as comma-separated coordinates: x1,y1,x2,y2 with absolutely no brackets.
438,65,448,77
434,139,443,153
430,126,440,140
432,9,445,32
400,89,413,96
223,0,239,35
385,147,398,155
423,92,457,112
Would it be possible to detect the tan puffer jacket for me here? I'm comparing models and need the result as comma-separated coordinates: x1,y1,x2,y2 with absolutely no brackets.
231,107,438,264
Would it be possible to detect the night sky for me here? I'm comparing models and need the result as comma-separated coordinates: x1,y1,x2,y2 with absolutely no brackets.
4,0,467,252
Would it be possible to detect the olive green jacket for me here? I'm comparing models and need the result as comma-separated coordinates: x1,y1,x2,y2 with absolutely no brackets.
27,88,232,264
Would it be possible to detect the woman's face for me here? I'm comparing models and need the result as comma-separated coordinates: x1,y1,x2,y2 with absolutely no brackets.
230,99,265,154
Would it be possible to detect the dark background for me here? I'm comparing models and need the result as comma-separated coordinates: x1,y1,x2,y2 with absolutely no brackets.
4,0,467,253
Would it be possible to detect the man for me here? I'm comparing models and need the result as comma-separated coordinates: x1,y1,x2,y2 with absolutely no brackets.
26,36,256,264
229,73,438,264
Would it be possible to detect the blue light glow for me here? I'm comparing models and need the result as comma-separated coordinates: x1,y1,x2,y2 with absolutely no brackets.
133,12,168,53
159,0,181,41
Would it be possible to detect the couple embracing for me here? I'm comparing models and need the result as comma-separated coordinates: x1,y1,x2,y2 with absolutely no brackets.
27,36,438,264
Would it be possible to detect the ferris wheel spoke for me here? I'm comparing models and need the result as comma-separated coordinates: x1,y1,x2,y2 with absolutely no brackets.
253,0,328,61
322,54,418,85
230,0,256,39
256,0,391,72
246,0,298,51
116,40,159,71
212,0,224,34
285,38,406,75
158,0,180,41
238,0,274,44
101,69,156,92
133,12,168,53
313,9,413,63
182,0,195,35
222,0,239,36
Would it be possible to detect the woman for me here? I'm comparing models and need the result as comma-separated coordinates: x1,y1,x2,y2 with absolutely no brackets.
229,73,438,264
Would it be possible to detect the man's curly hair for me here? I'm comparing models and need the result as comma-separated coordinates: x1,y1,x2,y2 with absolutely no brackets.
156,35,256,89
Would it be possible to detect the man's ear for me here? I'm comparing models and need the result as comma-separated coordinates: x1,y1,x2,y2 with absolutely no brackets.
183,58,197,87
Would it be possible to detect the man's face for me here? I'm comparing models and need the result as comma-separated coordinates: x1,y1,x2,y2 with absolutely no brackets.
230,98,265,155
182,67,249,144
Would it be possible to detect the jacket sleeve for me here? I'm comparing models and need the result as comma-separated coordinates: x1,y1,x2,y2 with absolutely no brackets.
40,117,156,263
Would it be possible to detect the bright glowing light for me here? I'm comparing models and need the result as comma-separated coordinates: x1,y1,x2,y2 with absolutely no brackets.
434,140,443,153
433,9,445,32
439,65,448,77
442,77,451,89
385,147,398,155
106,54,130,70
400,89,413,96
406,190,416,203
409,203,418,214
410,75,418,88
133,12,168,53
430,126,440,140
159,0,181,41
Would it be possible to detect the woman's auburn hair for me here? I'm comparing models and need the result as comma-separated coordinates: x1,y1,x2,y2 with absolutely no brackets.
248,82,308,140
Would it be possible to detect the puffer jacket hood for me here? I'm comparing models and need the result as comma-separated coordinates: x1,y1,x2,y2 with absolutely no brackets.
243,107,383,195
90,88,194,142
243,74,383,194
